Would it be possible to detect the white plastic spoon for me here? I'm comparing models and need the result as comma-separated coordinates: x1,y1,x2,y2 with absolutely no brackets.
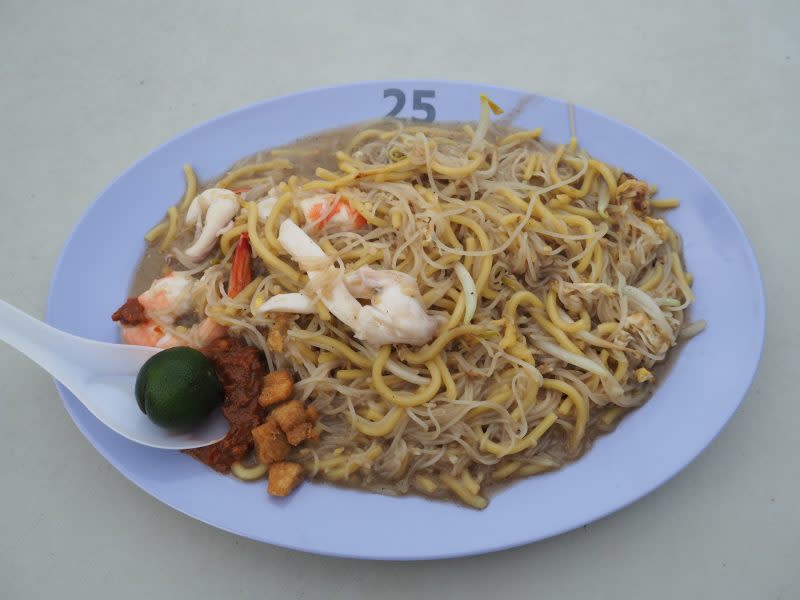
0,300,229,449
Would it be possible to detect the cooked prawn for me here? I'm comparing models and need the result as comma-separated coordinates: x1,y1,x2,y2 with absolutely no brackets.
119,233,253,349
300,190,367,232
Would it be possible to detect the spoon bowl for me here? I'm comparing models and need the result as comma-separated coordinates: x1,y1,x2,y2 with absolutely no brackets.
0,300,229,449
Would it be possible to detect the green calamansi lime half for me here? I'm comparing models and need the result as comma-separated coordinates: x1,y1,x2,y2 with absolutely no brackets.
135,347,224,429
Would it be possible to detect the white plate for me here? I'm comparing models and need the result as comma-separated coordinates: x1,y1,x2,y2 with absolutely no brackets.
47,81,765,559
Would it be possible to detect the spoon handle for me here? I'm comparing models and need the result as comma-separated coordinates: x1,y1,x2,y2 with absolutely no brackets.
0,300,226,449
0,299,97,395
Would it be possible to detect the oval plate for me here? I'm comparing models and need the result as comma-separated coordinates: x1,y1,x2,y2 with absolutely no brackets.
47,81,765,560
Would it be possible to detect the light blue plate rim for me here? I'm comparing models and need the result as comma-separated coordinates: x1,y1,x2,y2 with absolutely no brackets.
45,80,766,560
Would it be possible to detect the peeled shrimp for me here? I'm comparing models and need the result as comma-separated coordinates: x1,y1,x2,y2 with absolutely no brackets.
120,233,253,349
137,272,194,323
119,273,227,349
300,191,367,233
121,321,183,348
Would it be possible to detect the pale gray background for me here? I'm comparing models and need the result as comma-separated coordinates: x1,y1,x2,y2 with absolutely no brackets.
0,1,796,598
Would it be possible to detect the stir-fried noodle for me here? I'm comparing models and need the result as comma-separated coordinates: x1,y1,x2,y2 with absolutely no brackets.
136,97,702,508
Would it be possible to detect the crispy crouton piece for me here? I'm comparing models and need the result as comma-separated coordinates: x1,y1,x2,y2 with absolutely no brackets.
286,422,314,446
272,399,316,446
258,371,294,407
301,407,320,442
251,419,290,465
267,462,304,497
267,314,292,353
271,399,307,432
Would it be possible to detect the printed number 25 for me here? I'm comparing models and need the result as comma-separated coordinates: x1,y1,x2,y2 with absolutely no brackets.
384,89,436,122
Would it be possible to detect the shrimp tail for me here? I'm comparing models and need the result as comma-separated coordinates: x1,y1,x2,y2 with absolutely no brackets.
228,232,252,298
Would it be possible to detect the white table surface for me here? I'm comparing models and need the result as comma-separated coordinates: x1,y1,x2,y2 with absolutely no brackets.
1,1,796,597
